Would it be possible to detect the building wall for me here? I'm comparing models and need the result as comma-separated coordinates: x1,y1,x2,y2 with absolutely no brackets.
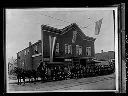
95,51,115,61
17,40,42,71
32,55,42,71
43,30,50,58
54,27,95,58
17,24,95,70
31,40,42,70
17,47,32,70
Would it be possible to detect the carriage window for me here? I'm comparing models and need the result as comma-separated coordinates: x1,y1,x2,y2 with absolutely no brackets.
86,47,91,56
56,43,59,53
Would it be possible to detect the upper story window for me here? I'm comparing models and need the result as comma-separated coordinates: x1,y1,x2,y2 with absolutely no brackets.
34,45,38,54
65,44,72,54
79,46,82,55
65,44,68,54
76,45,79,55
24,50,27,56
18,52,21,59
68,45,72,54
22,61,24,67
35,45,38,51
27,49,29,54
56,43,59,53
76,45,82,55
86,47,91,56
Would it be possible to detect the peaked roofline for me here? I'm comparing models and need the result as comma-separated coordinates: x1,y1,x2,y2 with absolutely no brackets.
41,23,96,41
60,23,96,41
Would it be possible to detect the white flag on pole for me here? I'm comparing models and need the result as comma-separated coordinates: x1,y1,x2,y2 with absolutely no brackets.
49,36,56,62
95,18,103,35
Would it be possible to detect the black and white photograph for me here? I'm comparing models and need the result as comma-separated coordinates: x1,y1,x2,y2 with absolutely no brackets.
6,8,119,93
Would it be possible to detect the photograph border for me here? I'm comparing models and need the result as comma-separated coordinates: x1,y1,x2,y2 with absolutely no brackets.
4,3,125,93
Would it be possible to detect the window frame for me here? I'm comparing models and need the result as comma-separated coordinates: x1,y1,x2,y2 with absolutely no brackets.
79,46,82,55
34,45,38,54
86,47,91,56
24,50,27,56
76,45,79,55
56,43,59,53
65,44,68,54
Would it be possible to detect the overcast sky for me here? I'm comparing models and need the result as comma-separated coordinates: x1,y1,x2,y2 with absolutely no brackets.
6,8,115,61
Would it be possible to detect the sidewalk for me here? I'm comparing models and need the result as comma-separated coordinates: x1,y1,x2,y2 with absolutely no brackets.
8,73,116,92
8,73,115,84
8,78,42,84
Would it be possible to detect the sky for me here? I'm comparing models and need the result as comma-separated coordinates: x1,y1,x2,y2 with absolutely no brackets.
6,8,115,62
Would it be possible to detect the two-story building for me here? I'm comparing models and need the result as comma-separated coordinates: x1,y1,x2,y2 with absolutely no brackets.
17,23,96,71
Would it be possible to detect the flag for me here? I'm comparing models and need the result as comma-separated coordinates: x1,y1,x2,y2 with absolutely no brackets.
49,36,56,62
95,18,103,35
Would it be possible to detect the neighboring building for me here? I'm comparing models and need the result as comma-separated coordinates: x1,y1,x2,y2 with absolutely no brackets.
8,59,17,75
17,40,42,71
95,51,115,61
17,23,96,71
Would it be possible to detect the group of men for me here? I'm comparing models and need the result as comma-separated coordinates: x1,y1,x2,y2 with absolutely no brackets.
15,60,115,85
38,62,97,81
37,60,115,82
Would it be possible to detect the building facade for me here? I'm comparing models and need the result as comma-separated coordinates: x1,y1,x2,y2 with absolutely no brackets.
17,23,96,71
95,51,115,61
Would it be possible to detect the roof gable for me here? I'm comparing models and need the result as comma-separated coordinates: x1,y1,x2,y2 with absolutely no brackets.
61,23,96,41
41,23,96,41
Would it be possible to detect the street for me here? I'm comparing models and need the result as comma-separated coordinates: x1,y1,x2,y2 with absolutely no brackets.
8,73,116,92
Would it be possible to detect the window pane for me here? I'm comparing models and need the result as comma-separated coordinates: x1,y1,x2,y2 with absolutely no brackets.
76,45,79,55
70,45,72,54
86,47,91,56
68,45,70,54
65,44,68,54
56,43,59,53
24,50,26,55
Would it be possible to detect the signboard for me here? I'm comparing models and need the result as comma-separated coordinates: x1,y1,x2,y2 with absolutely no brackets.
43,58,50,61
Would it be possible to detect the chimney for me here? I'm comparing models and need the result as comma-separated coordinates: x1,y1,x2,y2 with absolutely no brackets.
29,42,32,46
101,50,103,53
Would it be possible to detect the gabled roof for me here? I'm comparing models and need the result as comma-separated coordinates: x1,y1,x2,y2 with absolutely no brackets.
41,24,62,34
60,23,96,41
41,23,96,41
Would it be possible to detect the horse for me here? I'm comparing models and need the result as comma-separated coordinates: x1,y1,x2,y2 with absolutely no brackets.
31,69,38,83
14,67,26,85
37,63,46,82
